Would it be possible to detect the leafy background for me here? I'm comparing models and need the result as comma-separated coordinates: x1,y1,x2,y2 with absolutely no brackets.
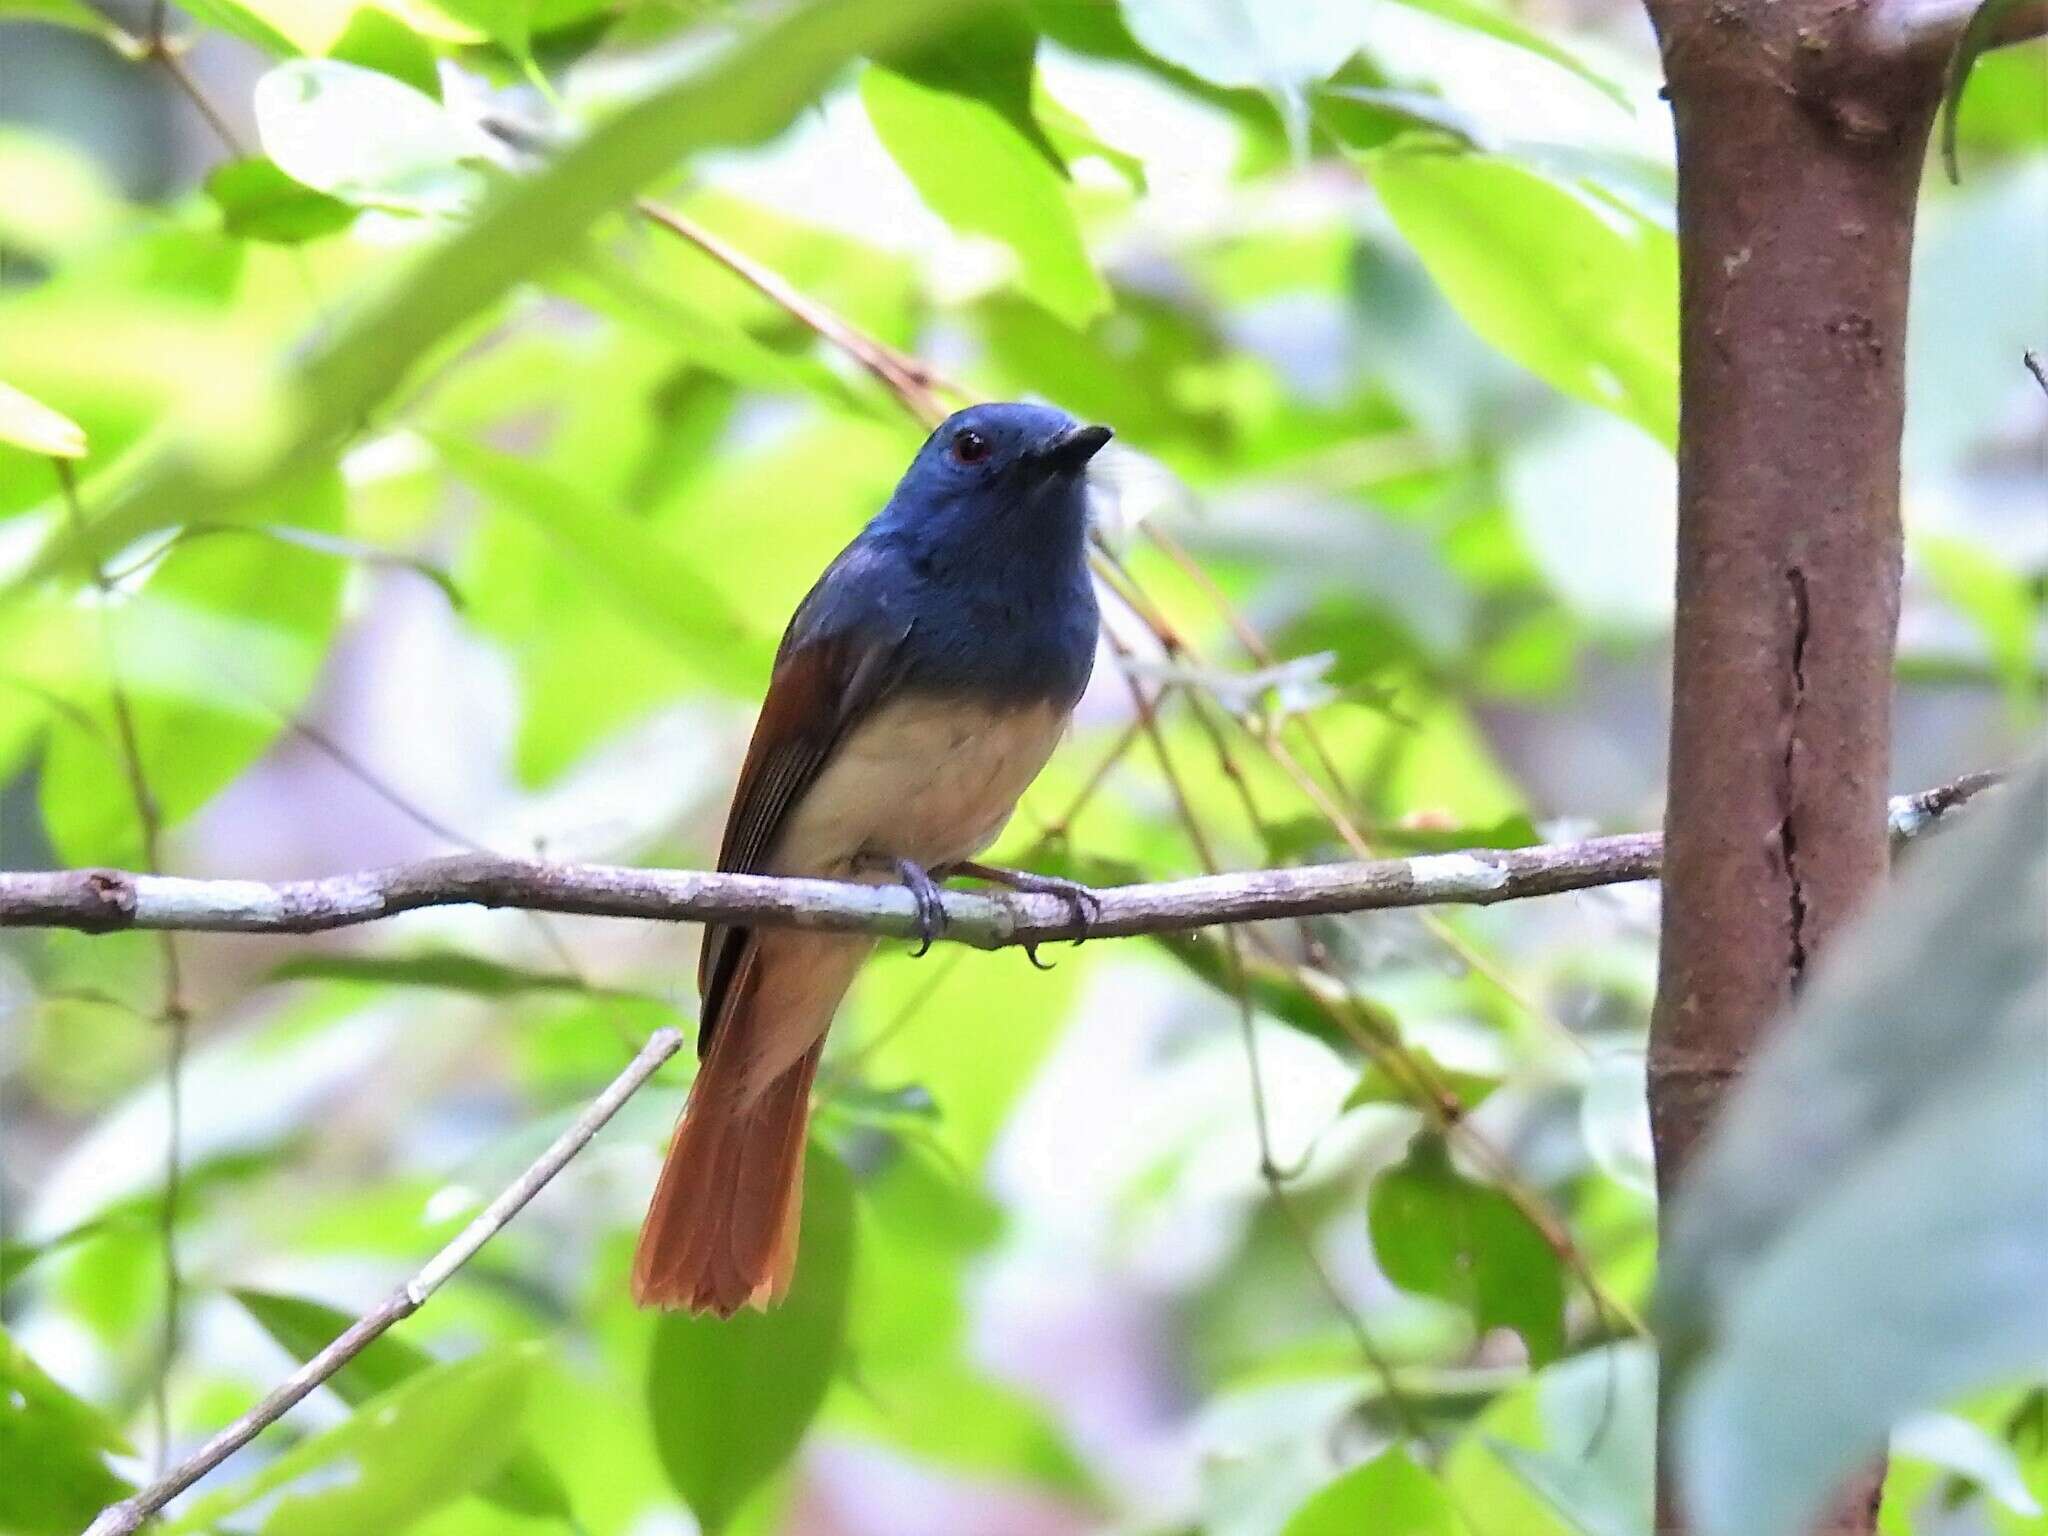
0,2,2042,1534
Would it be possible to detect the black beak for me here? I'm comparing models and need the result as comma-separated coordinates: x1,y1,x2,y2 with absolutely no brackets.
1039,422,1113,473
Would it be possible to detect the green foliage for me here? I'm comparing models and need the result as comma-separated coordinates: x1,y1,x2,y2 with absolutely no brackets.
647,1148,857,1533
1661,761,2048,1536
0,1331,130,1536
1,3,2037,1535
1370,1131,1566,1365
1281,1446,1457,1535
234,1290,575,1520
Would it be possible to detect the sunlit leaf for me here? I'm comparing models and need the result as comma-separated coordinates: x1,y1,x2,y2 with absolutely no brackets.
861,63,1110,328
648,1147,857,1534
876,1,1066,172
1282,1446,1458,1536
235,1290,576,1523
1365,149,1677,446
205,157,359,244
255,60,491,216
162,1345,541,1535
25,0,983,582
0,379,87,458
1118,0,1366,151
0,1329,130,1536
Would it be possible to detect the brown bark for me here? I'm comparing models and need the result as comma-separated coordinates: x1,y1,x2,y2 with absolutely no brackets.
1639,3,1950,1532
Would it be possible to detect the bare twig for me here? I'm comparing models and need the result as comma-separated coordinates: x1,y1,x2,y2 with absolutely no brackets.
0,777,1996,944
2024,349,2048,400
57,460,190,1474
82,1028,686,1536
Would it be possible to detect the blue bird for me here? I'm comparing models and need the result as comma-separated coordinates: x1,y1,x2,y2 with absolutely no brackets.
633,401,1112,1315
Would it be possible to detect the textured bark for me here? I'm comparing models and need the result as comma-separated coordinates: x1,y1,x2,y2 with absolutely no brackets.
1640,3,1950,1532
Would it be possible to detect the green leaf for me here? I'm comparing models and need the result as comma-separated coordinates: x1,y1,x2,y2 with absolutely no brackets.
1385,0,1626,108
205,157,358,244
1942,0,2033,181
163,1345,541,1535
1118,0,1367,151
432,433,762,693
255,60,490,217
648,1146,858,1533
0,378,87,457
269,950,657,1003
861,63,1110,328
1661,758,2048,1536
328,5,443,99
1919,533,2042,723
1282,1447,1459,1536
1369,1131,1566,1363
39,470,349,865
174,0,300,55
0,1328,131,1536
234,1290,575,1522
875,2,1066,172
1365,149,1677,446
25,0,984,582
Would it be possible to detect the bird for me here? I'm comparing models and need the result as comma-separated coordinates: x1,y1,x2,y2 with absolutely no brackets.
632,401,1112,1316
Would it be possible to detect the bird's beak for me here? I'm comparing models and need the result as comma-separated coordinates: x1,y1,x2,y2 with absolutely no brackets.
1039,422,1114,472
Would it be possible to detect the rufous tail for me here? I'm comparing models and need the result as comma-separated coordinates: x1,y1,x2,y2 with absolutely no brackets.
631,934,866,1315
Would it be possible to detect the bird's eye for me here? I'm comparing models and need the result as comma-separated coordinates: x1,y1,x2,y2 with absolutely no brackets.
950,428,992,465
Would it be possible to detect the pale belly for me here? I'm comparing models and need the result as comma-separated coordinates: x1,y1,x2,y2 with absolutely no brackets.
767,694,1070,879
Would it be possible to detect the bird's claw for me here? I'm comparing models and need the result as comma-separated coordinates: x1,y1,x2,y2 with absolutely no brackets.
892,857,948,958
953,863,1102,954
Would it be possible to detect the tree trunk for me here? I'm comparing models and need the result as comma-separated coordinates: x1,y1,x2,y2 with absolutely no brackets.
1638,4,1949,1532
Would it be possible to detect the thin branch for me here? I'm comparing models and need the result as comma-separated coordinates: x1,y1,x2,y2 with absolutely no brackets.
83,1028,686,1536
58,459,190,1474
0,777,1997,944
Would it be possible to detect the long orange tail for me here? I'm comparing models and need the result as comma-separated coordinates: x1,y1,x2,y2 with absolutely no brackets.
631,933,865,1315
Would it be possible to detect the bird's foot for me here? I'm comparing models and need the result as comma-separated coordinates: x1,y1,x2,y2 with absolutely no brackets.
859,855,949,957
949,861,1102,970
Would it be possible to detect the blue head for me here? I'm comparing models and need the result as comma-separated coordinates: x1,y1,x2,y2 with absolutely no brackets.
870,403,1112,577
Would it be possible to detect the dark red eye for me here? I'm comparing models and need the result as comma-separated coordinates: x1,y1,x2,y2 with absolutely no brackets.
951,428,992,465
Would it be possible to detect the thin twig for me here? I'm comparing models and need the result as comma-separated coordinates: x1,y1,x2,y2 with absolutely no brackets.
82,1028,686,1536
57,459,190,1475
0,775,1996,943
2024,349,2048,400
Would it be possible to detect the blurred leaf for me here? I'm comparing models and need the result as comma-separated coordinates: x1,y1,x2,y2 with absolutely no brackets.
1461,1344,1657,1536
433,433,761,692
1662,760,2048,1536
1034,83,1146,190
648,1147,857,1534
1118,0,1366,151
175,0,299,54
234,1290,575,1522
255,60,490,217
26,0,983,582
39,470,348,865
129,521,463,608
861,63,1110,328
1942,0,2032,181
1386,0,1625,108
1920,533,2041,723
329,5,443,98
164,1345,540,1535
1344,1047,1497,1114
1369,814,1542,854
0,1329,130,1536
876,2,1066,172
1282,1446,1458,1536
1893,1411,2043,1520
0,379,87,458
267,951,659,1003
205,157,358,244
1366,149,1677,446
1370,1131,1565,1364
0,0,106,30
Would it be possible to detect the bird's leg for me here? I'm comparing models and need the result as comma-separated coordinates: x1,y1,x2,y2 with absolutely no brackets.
855,853,949,957
946,861,1103,970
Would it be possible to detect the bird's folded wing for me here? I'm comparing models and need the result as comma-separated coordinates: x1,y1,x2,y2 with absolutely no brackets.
696,621,910,1054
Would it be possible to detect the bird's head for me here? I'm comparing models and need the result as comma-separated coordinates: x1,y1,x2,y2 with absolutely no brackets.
878,402,1113,555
